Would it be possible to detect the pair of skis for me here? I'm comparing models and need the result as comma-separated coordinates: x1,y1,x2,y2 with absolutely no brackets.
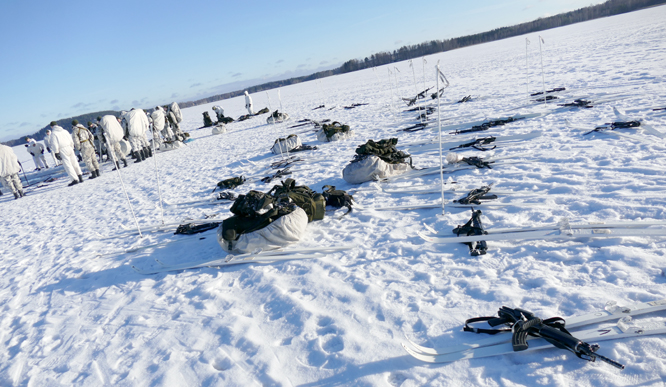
403,299,666,365
403,131,542,155
131,244,355,275
418,218,666,244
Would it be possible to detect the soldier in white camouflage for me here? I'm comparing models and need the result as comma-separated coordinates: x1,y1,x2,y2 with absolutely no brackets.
71,120,100,179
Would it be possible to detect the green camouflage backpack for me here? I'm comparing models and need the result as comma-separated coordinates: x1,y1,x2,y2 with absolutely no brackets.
354,138,411,165
321,121,350,140
269,178,325,222
222,192,296,245
215,176,246,192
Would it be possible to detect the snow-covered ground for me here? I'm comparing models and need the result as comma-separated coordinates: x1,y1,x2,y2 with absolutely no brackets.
2,6,666,386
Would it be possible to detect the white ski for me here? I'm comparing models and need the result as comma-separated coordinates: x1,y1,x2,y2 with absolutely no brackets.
404,299,666,356
405,131,542,155
418,225,666,244
403,317,666,363
357,201,541,212
133,244,355,274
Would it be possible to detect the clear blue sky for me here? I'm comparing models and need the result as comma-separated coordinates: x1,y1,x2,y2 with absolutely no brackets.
0,0,603,141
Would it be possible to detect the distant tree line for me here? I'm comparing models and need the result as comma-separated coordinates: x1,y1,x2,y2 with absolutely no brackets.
2,111,118,147
179,0,665,109
4,0,663,146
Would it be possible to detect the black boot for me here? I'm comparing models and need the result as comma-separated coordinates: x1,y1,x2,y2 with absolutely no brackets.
139,149,146,161
145,146,153,157
19,190,24,197
14,192,19,199
68,180,79,186
78,174,84,183
134,151,142,163
89,170,97,179
95,169,100,177
112,161,120,171
123,158,128,168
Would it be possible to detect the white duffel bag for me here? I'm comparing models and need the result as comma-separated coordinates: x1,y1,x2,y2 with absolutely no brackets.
212,124,227,135
271,134,301,155
342,155,412,184
217,207,309,254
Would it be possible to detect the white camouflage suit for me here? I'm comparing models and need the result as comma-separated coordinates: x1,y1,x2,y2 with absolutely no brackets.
50,125,82,183
98,115,126,165
150,107,166,146
26,139,48,169
72,124,99,173
0,144,23,197
244,91,254,115
125,109,150,153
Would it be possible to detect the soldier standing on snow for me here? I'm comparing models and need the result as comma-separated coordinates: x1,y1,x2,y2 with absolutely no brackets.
71,120,100,179
26,138,49,170
166,102,184,140
43,129,60,166
124,108,152,163
49,121,83,186
150,106,166,147
244,91,254,115
97,115,128,170
0,143,25,199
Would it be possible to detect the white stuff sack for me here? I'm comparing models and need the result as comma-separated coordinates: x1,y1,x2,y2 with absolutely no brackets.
119,139,132,157
271,135,301,154
316,128,354,142
212,124,227,135
342,155,412,184
218,207,308,254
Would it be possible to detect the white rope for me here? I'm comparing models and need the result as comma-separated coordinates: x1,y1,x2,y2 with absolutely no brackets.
526,37,530,103
409,60,425,123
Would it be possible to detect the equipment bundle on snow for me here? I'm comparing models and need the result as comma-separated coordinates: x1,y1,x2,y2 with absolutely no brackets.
218,178,325,253
402,87,432,106
447,153,495,169
269,178,325,222
175,222,222,235
450,137,497,152
559,99,593,108
453,209,488,256
271,134,318,154
342,138,413,184
584,121,641,135
212,123,227,135
456,95,473,103
214,176,246,192
451,116,527,135
316,121,353,142
530,87,565,96
322,185,354,215
267,110,290,124
261,167,292,183
203,112,214,127
464,305,624,369
453,186,498,205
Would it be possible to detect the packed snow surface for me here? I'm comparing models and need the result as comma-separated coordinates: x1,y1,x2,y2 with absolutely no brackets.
2,6,666,386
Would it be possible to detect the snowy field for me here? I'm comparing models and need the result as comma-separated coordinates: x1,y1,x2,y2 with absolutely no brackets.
2,6,666,386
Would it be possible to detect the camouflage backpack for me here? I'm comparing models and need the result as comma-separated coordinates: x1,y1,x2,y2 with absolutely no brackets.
269,178,325,222
322,185,354,215
215,176,246,192
321,121,350,140
353,138,412,165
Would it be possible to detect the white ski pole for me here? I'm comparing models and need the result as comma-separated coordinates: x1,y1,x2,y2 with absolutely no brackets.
526,37,530,103
409,60,425,123
436,63,450,216
151,129,165,225
106,138,143,237
539,35,546,106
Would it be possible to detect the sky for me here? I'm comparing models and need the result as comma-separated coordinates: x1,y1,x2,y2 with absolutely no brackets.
0,0,605,141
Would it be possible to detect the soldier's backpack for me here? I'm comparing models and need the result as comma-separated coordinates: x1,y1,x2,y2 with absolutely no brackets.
269,178,325,222
354,138,411,165
214,176,246,192
322,185,354,215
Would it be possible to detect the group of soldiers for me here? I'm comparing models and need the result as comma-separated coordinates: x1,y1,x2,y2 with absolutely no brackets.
0,102,185,198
